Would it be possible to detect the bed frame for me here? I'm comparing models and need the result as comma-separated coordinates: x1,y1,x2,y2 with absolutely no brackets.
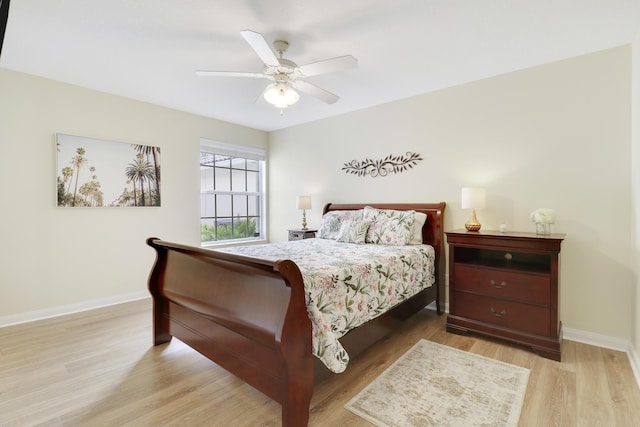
146,202,445,426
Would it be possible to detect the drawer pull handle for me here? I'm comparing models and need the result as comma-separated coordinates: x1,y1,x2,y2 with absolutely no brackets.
490,308,507,317
490,280,507,289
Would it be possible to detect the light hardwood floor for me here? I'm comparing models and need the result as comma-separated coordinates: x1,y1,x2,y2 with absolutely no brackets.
1,298,639,426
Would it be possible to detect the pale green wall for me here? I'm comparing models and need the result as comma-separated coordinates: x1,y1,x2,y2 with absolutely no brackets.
269,47,633,341
0,69,267,318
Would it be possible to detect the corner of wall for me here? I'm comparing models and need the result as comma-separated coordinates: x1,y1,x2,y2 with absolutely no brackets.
628,341,640,390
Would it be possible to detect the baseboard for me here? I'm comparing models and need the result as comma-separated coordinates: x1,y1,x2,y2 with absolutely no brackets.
425,276,450,313
0,291,149,328
563,327,629,351
628,343,640,390
426,301,450,313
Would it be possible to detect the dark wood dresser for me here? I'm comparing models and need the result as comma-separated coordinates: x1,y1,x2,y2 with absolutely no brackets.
445,229,565,361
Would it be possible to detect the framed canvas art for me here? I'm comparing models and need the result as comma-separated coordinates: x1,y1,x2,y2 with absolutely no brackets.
56,134,161,207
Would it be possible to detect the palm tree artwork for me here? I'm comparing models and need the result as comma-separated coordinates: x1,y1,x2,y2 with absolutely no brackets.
56,134,161,207
125,153,155,207
134,144,161,205
70,147,87,206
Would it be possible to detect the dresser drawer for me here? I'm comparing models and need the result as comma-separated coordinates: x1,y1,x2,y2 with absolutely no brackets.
289,231,305,240
288,230,316,241
453,264,550,305
454,291,550,336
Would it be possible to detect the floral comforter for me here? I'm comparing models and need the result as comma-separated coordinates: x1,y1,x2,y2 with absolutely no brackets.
216,238,435,373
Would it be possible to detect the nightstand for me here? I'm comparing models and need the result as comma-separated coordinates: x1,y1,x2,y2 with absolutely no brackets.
445,229,565,361
288,229,317,241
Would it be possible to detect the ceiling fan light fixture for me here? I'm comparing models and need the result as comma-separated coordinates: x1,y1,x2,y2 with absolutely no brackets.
263,83,300,109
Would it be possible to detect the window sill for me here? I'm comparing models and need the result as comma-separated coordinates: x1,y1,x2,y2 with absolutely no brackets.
201,238,267,249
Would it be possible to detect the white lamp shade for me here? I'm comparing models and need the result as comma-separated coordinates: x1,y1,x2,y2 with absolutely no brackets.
264,83,300,108
296,195,312,210
461,187,486,209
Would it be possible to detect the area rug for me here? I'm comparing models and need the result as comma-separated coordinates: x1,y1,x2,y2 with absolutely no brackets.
345,340,530,427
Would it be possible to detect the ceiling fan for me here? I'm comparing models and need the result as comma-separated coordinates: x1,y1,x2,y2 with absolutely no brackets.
196,30,358,110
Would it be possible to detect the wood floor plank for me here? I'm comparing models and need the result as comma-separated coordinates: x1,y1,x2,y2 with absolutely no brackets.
519,356,576,427
602,346,640,426
0,299,639,426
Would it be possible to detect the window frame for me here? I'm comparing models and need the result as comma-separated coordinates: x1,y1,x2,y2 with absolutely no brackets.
200,138,267,247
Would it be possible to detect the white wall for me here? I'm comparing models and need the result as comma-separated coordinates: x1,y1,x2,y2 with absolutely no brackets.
269,46,633,341
0,68,267,319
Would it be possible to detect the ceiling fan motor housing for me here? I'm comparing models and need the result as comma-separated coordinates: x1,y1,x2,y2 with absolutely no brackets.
264,58,299,81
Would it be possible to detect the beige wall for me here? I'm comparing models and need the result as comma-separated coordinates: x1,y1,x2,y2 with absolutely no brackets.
0,69,267,318
269,46,633,341
632,33,640,353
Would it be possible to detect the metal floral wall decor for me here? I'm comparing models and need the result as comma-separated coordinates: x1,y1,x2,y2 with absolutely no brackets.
342,151,423,177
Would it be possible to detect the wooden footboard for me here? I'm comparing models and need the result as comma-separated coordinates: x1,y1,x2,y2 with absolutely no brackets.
146,238,314,426
147,202,445,426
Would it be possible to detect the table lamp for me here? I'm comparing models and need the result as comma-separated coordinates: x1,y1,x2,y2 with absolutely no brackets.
296,196,312,230
461,187,486,231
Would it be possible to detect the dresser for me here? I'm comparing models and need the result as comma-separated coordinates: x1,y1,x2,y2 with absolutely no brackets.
288,229,317,241
445,229,565,361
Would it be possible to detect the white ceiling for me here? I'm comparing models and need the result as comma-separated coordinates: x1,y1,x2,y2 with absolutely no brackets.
2,0,639,132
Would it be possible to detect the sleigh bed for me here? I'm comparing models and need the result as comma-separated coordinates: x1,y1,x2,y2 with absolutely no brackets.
146,202,445,426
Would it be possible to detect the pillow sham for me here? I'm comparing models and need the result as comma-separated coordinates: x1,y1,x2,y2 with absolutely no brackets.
363,206,415,245
317,209,363,240
335,219,370,244
409,212,428,245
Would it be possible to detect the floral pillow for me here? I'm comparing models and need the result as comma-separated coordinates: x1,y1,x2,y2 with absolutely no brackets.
317,210,363,240
335,219,370,244
363,206,415,245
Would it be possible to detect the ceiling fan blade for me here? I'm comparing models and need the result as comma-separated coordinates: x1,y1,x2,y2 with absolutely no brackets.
240,29,279,66
196,70,267,79
294,80,340,104
299,55,358,77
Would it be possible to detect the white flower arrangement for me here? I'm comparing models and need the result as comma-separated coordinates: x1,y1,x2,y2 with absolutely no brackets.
530,208,556,224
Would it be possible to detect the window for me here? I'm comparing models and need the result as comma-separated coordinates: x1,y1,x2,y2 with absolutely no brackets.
200,139,266,245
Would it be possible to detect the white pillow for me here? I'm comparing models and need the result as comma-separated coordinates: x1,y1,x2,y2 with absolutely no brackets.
409,212,428,244
317,210,363,240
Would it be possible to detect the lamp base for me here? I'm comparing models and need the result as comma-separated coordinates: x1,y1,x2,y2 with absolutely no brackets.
465,209,482,231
